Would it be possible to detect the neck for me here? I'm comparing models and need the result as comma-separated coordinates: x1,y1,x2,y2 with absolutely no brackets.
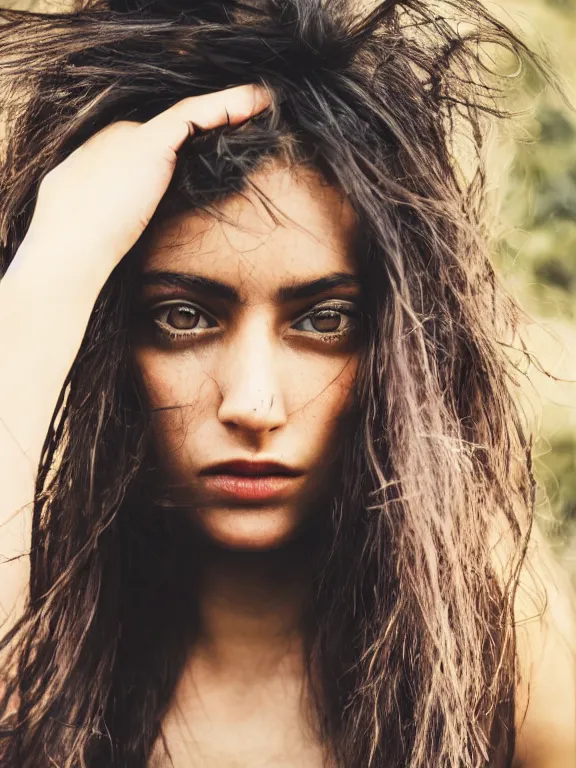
191,536,315,678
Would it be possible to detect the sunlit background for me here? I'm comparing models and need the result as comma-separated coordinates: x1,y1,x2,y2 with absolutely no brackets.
4,0,576,583
491,0,576,583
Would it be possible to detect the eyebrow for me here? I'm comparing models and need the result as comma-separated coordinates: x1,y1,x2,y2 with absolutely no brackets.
139,270,362,304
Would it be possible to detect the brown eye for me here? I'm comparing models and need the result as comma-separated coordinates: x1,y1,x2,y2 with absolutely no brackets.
149,301,216,341
292,304,358,337
166,305,200,330
311,310,343,332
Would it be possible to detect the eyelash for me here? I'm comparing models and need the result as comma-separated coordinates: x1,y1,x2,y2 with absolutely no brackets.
146,300,360,345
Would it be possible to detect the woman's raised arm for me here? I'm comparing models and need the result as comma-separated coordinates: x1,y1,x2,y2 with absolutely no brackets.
0,83,272,632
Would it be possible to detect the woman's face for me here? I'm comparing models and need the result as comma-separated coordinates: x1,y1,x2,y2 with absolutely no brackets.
133,163,361,550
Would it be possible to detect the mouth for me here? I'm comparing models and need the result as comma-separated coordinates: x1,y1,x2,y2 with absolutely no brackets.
199,460,304,502
201,459,302,477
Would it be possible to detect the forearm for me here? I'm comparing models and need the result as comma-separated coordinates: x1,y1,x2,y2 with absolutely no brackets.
0,236,108,623
0,234,109,469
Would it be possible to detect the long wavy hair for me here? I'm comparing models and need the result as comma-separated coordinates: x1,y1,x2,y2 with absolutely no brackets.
0,0,545,766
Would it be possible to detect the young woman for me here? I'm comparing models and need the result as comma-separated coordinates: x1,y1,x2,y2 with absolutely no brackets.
0,0,574,766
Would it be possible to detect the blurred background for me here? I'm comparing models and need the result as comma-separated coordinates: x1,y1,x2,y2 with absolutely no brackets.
491,0,576,584
3,0,576,582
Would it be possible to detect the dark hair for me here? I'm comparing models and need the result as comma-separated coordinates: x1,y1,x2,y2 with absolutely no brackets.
0,1,545,766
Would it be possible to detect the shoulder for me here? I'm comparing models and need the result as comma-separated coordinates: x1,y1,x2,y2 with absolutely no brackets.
492,519,576,768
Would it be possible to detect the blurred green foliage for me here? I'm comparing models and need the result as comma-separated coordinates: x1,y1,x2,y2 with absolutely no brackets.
495,0,576,573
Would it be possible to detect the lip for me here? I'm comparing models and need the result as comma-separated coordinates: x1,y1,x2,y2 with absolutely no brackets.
200,460,303,477
201,474,299,502
199,459,304,502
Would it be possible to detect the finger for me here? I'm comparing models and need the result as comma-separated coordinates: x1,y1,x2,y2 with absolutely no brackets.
138,83,272,155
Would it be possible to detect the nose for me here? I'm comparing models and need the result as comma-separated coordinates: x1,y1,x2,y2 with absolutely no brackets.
216,314,287,434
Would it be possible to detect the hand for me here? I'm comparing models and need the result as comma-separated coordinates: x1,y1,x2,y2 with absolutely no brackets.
21,83,272,278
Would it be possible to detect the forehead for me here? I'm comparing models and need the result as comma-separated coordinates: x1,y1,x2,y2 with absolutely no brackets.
142,163,358,297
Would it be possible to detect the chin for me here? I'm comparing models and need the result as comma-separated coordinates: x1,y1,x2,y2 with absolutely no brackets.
193,505,303,551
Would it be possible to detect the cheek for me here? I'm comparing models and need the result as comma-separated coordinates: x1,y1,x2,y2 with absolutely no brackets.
135,350,207,407
285,349,358,424
134,349,214,453
309,357,358,461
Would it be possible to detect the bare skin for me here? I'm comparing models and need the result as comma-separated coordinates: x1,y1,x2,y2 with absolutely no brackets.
149,547,326,767
135,164,359,766
0,83,273,628
0,83,574,768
